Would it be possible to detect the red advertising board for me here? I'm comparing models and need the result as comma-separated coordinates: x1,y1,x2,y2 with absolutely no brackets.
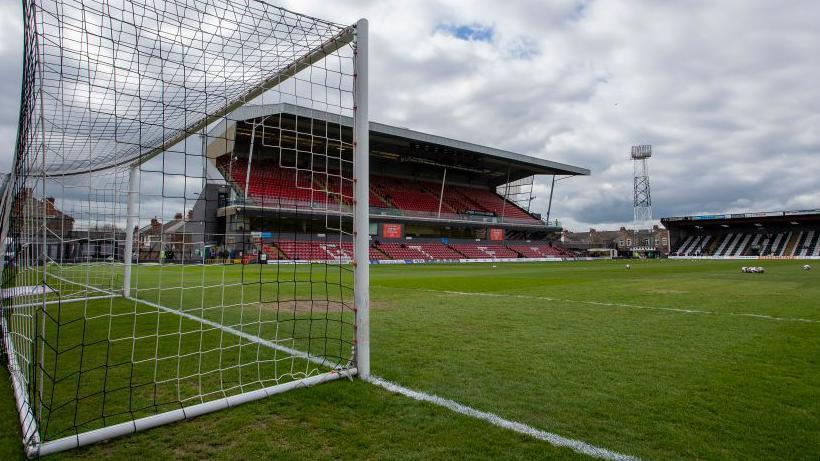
489,228,504,241
383,223,402,239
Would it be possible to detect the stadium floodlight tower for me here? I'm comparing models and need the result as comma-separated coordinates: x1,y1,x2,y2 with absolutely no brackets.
631,145,653,230
0,0,369,457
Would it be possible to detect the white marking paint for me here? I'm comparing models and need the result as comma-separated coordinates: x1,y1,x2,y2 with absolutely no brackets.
33,270,640,459
727,312,819,323
128,296,340,369
366,376,641,461
0,285,54,299
416,289,820,324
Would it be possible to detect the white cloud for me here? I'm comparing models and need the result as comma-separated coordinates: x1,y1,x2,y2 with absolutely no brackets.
0,0,818,230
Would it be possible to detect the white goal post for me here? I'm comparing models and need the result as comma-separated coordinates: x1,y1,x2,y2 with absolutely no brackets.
0,0,369,457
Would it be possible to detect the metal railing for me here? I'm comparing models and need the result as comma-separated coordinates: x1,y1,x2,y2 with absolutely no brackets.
225,198,554,227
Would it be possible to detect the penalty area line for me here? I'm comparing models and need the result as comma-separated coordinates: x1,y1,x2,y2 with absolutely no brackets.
416,289,820,324
365,376,640,461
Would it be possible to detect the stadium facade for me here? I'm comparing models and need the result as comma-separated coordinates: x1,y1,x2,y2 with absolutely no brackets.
183,103,590,263
663,210,820,259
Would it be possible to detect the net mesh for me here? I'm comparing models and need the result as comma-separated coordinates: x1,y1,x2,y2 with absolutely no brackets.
2,0,360,453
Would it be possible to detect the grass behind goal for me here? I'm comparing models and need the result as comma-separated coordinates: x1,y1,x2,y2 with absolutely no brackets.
15,263,354,442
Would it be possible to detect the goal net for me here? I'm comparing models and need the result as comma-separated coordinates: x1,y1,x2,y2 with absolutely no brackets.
0,0,369,457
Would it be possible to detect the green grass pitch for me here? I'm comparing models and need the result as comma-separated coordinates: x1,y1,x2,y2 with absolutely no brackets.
1,259,818,460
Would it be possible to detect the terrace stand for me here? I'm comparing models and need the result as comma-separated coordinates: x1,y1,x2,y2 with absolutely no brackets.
0,1,368,457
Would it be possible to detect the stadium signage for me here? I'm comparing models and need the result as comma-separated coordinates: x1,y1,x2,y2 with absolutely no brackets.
382,223,402,238
745,211,784,218
692,214,729,220
466,210,495,217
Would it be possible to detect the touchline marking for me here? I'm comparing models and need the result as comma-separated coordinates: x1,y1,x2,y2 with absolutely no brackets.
414,289,820,324
366,376,641,461
727,312,819,323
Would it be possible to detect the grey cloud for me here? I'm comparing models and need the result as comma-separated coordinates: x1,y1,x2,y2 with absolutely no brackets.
1,0,818,232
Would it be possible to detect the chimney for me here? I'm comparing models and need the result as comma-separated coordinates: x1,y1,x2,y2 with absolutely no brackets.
187,209,194,220
46,197,55,204
151,217,160,230
174,212,183,220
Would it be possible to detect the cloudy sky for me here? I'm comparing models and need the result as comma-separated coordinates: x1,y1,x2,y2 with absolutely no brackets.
0,0,818,231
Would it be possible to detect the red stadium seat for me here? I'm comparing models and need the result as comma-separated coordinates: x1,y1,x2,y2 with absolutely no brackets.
506,243,572,258
371,177,447,213
448,185,538,222
265,240,389,261
216,155,541,225
376,243,433,260
450,243,518,259
218,156,327,206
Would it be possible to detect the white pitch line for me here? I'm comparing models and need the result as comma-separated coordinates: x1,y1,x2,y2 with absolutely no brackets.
365,376,641,461
42,273,343,367
127,296,340,369
727,312,820,323
416,289,820,324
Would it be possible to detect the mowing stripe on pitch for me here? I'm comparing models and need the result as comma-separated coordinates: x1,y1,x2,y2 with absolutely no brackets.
366,376,640,461
415,289,820,324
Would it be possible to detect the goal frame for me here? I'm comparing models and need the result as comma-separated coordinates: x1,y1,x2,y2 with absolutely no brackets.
1,9,370,458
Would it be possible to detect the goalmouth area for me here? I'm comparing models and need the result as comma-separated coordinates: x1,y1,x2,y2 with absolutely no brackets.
5,261,357,453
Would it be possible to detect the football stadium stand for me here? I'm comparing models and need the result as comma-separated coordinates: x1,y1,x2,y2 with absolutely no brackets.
195,103,590,263
663,211,820,259
449,243,518,259
370,176,452,214
229,235,579,264
507,242,575,258
217,156,542,225
376,243,430,260
218,157,327,206
239,239,575,262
